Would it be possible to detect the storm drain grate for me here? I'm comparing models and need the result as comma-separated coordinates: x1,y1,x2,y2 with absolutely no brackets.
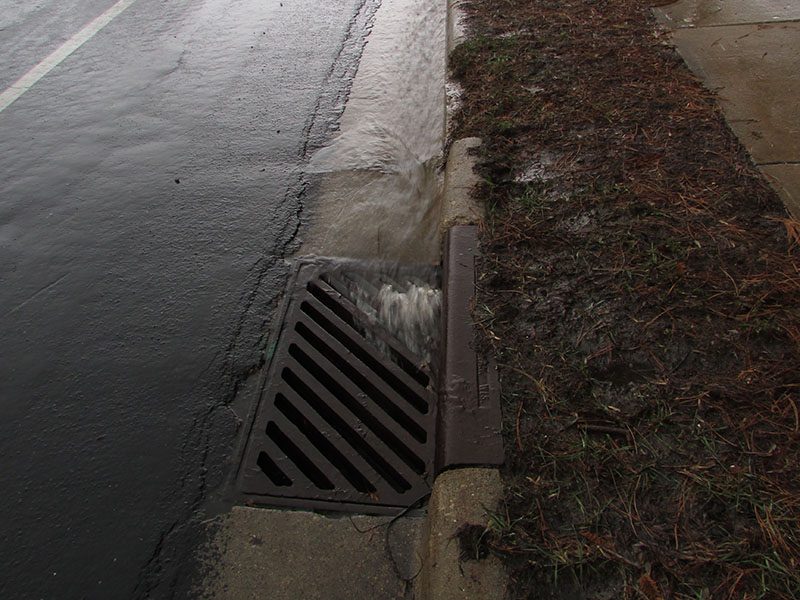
234,259,440,513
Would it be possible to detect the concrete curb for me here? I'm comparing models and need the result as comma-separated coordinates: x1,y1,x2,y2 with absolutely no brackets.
446,0,468,56
441,137,483,232
415,222,507,600
416,469,506,600
411,1,507,596
437,225,504,472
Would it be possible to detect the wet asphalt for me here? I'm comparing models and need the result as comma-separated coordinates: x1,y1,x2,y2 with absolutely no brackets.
0,0,369,597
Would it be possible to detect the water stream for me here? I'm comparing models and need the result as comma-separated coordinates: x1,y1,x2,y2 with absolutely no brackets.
301,0,447,264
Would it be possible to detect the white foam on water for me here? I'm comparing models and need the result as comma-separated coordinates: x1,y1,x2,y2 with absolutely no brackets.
375,282,441,362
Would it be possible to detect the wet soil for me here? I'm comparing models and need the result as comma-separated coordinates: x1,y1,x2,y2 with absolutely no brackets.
448,0,800,598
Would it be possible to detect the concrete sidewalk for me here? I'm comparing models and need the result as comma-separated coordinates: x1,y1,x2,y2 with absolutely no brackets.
655,0,800,216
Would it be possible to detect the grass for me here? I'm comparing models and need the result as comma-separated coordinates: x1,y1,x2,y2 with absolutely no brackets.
449,0,800,597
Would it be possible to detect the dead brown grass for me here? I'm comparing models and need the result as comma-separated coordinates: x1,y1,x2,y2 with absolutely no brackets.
449,0,800,597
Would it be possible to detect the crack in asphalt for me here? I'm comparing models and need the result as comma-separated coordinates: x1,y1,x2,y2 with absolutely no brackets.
2,272,70,317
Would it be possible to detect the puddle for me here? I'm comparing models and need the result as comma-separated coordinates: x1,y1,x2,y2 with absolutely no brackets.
301,0,447,263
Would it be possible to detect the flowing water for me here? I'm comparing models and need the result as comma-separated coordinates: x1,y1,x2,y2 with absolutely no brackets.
374,281,441,360
301,0,447,264
345,267,442,364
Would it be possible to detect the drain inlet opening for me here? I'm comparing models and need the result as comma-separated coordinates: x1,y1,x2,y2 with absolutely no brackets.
235,259,439,512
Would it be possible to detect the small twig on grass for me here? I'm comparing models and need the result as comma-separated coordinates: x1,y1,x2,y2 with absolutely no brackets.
586,423,629,438
574,422,630,437
586,344,614,363
641,308,674,333
505,365,553,417
720,266,740,296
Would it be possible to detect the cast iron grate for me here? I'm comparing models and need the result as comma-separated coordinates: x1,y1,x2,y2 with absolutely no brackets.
234,259,440,513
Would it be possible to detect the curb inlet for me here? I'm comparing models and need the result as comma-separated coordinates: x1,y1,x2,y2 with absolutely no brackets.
235,259,440,513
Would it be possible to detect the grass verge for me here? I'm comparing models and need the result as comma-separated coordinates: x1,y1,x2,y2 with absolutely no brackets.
449,0,800,598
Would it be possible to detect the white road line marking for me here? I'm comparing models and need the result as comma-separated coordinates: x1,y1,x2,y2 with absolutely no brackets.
0,0,138,114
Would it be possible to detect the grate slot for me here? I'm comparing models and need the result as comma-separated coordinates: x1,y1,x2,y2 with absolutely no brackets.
274,393,376,494
386,344,430,388
300,297,429,415
309,278,360,330
255,433,320,493
266,422,335,490
309,279,431,388
256,451,292,487
281,367,412,493
286,343,426,476
318,271,358,300
295,319,426,442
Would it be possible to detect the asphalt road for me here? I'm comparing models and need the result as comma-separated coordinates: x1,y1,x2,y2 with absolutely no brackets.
0,0,375,597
